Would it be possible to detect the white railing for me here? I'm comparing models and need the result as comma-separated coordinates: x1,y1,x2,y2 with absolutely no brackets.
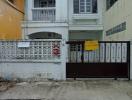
32,8,56,21
0,39,61,62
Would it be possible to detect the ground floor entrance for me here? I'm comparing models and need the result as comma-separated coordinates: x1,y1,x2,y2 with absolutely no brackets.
66,41,130,80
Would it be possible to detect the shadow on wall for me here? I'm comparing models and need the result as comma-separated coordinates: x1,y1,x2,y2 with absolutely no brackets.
29,32,62,39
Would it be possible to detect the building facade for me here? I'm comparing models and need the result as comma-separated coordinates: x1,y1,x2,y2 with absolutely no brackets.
21,0,104,80
103,0,132,41
22,0,104,41
0,0,24,40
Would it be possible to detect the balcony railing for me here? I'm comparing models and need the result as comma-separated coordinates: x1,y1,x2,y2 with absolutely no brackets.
32,7,56,21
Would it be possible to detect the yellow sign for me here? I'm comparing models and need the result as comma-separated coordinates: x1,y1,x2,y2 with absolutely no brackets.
84,40,99,51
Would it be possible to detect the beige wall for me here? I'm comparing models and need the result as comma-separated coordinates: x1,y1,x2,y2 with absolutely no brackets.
0,0,24,40
103,0,132,41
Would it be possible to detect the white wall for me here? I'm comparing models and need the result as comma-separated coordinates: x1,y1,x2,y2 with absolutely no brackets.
0,63,64,81
22,22,69,40
22,23,69,81
26,0,68,22
68,0,104,26
56,0,68,22
26,0,104,25
26,0,32,21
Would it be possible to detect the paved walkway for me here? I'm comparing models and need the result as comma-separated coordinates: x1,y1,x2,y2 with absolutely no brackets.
0,80,132,100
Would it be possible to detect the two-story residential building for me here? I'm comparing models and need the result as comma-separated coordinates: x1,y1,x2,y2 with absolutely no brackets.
22,0,104,41
20,0,104,80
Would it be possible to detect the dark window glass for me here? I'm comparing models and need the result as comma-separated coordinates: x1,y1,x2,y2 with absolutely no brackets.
106,0,118,10
73,0,79,14
34,0,55,8
73,0,97,14
92,0,97,13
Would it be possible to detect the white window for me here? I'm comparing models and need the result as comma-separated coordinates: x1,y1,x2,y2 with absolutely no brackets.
79,0,92,13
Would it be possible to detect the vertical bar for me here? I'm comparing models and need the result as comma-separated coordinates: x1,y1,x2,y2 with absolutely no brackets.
116,43,121,63
110,43,111,63
87,51,90,63
81,42,84,63
99,43,100,62
69,44,71,63
115,43,117,63
121,43,122,63
76,44,78,63
104,42,107,63
87,50,89,63
127,41,130,80
93,49,96,62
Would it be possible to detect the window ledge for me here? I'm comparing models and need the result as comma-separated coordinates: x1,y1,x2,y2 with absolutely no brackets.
72,14,99,20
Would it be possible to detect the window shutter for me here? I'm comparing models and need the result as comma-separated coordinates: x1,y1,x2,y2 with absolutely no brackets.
73,0,79,14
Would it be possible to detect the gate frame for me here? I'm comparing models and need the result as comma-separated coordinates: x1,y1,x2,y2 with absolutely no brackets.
66,41,130,80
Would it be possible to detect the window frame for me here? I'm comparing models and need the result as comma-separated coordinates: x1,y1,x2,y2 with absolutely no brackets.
79,0,92,14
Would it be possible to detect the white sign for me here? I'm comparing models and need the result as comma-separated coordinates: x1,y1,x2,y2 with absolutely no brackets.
18,42,30,48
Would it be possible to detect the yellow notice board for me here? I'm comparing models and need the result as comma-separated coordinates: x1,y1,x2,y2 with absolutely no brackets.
84,40,99,51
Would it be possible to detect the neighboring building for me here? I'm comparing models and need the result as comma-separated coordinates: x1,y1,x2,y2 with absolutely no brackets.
0,0,24,40
103,0,132,41
22,0,104,41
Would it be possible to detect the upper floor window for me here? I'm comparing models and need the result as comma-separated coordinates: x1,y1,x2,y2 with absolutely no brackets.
74,0,97,14
34,0,55,8
80,0,92,13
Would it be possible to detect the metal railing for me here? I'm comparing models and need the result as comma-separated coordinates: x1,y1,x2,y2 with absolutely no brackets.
32,7,56,21
67,41,129,63
0,39,61,62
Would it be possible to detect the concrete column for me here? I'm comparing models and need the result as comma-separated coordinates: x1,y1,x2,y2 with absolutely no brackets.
56,0,68,22
56,0,61,21
27,0,33,21
97,0,103,25
60,28,69,80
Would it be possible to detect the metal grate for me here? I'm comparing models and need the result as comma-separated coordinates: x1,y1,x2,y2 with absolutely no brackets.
32,8,56,21
68,41,129,63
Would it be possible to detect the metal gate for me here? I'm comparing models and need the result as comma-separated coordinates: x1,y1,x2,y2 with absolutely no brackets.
66,41,130,80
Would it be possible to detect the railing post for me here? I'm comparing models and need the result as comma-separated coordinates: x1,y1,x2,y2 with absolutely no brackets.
127,41,132,80
81,41,84,63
